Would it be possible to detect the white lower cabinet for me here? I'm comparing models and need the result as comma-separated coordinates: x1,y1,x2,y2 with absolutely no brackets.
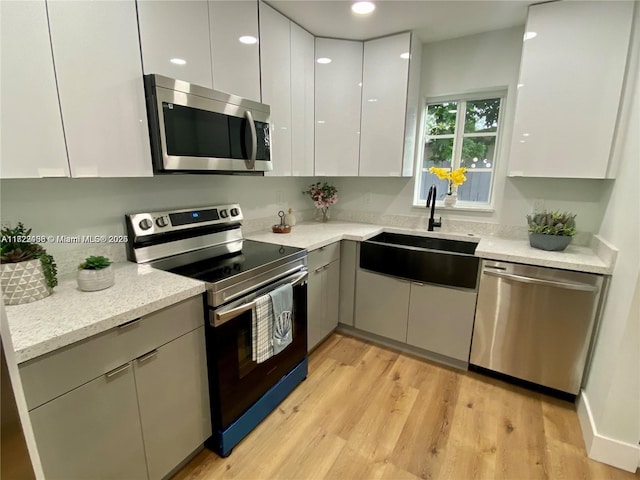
354,267,478,364
407,283,477,362
354,269,410,343
135,327,210,480
21,296,210,480
307,243,341,351
30,363,148,480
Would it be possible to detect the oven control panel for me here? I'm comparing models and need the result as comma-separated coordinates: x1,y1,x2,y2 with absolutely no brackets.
126,203,243,237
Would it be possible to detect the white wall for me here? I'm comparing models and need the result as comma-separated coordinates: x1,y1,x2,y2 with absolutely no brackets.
581,3,640,467
0,176,315,255
332,26,613,234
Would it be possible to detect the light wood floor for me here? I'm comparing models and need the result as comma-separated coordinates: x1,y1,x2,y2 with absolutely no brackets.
174,333,639,480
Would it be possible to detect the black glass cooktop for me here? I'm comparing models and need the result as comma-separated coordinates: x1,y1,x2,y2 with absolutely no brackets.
168,240,304,284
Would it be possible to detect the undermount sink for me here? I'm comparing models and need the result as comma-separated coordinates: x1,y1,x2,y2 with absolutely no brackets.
368,232,478,255
361,233,480,289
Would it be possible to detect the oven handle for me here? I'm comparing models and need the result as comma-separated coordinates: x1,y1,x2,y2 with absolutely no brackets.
214,270,308,326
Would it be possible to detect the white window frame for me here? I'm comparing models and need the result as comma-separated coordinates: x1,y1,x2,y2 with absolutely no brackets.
413,90,506,209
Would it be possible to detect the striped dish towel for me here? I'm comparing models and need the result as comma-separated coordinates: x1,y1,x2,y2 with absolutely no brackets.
252,294,274,363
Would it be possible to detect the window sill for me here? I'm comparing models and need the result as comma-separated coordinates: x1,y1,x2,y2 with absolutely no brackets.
412,203,495,213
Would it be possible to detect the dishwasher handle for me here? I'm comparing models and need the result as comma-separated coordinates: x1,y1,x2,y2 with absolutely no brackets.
484,269,598,292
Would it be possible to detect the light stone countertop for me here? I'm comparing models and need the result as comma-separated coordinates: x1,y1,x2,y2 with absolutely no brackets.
5,262,205,364
246,221,614,275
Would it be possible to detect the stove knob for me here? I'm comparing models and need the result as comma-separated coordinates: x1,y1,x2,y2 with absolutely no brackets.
230,208,239,216
138,218,152,231
155,216,168,228
233,263,241,270
223,266,231,274
220,209,228,219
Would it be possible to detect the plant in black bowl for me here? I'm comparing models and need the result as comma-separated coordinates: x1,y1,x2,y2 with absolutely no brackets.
526,211,577,251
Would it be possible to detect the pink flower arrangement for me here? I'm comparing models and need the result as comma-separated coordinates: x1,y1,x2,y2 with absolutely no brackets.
302,182,338,221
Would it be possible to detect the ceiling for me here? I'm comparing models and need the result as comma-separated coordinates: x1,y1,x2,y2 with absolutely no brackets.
266,0,537,44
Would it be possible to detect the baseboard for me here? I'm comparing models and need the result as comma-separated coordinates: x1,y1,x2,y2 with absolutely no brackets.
577,391,640,473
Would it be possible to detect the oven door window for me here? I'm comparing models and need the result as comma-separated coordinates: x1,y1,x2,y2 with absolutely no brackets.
162,103,269,161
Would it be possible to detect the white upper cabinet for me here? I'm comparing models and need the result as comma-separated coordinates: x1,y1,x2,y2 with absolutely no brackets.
508,1,634,179
48,0,152,177
137,1,213,88
290,23,315,177
1,1,69,179
260,3,292,176
209,1,261,101
359,32,413,177
315,38,363,176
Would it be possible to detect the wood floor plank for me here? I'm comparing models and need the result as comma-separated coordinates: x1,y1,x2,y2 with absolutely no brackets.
173,334,638,480
389,365,459,479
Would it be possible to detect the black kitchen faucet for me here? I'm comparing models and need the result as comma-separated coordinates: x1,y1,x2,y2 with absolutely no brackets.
426,185,442,231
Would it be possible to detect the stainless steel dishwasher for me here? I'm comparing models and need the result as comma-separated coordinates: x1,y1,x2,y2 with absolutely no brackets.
470,260,604,396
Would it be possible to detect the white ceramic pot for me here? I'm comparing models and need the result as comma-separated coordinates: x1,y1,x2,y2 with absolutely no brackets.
443,193,457,207
77,265,115,292
0,259,52,305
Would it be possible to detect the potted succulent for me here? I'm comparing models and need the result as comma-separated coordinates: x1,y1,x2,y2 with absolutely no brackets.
0,222,58,305
77,255,114,292
526,211,577,251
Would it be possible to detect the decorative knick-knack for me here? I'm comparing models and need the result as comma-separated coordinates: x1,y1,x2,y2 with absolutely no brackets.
284,208,297,226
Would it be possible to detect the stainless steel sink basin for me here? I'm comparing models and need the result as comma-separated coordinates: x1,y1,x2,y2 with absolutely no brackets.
368,232,478,255
361,233,480,289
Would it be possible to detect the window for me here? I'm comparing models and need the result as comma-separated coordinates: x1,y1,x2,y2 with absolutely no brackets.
414,94,503,207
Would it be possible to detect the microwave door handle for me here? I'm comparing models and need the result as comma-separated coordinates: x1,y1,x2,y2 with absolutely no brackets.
244,110,257,169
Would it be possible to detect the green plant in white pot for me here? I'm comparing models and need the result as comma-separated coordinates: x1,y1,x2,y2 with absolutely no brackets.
526,211,577,251
0,223,58,305
77,256,114,292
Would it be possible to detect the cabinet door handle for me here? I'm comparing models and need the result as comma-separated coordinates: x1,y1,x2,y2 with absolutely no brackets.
118,318,141,329
413,282,425,286
105,363,131,378
314,265,325,273
137,350,158,363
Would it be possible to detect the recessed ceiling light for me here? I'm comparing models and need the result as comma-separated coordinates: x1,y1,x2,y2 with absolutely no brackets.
400,52,410,60
239,36,258,45
352,2,375,15
316,57,332,64
523,31,537,41
170,58,186,65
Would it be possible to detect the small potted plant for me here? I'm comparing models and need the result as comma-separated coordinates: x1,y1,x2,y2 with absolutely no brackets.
0,222,58,305
77,255,114,292
526,211,577,251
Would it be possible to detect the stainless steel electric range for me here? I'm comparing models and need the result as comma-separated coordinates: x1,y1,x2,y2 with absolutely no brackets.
125,204,308,457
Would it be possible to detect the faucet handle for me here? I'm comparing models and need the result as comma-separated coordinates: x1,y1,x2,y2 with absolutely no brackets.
433,217,442,228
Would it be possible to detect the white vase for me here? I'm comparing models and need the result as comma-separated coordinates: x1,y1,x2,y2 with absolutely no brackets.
0,259,52,305
77,265,115,292
443,193,457,207
284,208,297,226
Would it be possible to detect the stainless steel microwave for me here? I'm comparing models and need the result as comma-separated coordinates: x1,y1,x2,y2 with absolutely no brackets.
144,74,272,174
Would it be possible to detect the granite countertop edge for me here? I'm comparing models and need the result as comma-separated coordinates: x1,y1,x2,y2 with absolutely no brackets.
6,263,206,364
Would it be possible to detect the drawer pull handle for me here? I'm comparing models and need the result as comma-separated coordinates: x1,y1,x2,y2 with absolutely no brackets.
137,350,158,363
118,318,141,329
314,266,325,273
106,363,131,378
